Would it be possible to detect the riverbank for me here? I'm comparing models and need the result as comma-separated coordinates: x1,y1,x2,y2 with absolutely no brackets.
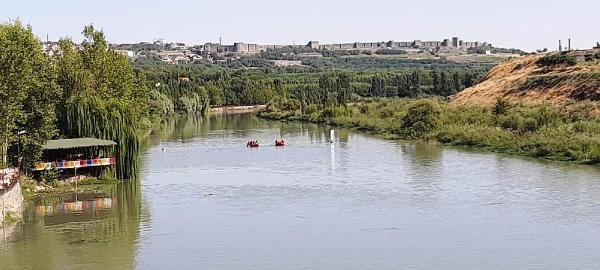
210,105,266,114
1,181,23,224
19,175,118,202
260,98,600,165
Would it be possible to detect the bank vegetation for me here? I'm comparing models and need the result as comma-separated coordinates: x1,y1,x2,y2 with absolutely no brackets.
261,98,600,164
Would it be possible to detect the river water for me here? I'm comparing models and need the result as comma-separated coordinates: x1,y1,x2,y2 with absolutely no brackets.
2,114,600,269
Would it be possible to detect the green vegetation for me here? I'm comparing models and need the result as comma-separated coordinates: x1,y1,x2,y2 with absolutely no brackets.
299,57,490,70
0,22,61,169
261,98,600,164
468,46,527,55
375,49,408,55
134,61,485,110
20,173,117,199
20,176,37,200
3,211,18,224
584,52,600,62
56,26,148,179
0,22,151,179
537,53,577,67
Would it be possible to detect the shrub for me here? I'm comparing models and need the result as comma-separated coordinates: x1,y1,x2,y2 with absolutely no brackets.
333,106,350,117
522,117,539,132
41,169,59,184
493,99,510,115
435,124,515,148
380,107,396,118
3,212,18,224
375,49,408,55
320,107,336,118
400,100,440,138
305,104,319,114
587,52,600,62
536,53,577,67
499,114,523,131
359,104,369,114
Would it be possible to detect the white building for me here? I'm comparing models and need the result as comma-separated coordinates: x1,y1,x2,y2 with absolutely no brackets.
114,49,135,58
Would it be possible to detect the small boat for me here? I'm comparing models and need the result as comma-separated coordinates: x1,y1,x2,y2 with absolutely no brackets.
247,141,260,148
274,140,287,147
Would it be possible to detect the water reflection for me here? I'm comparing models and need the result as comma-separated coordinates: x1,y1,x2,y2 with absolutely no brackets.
3,113,600,270
0,181,141,270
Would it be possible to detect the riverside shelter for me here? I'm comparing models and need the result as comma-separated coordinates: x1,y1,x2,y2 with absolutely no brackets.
33,138,117,178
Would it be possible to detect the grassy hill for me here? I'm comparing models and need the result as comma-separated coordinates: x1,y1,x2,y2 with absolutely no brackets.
451,50,600,116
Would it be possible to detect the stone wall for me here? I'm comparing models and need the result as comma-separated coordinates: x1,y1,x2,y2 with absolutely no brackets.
0,181,23,223
206,37,491,55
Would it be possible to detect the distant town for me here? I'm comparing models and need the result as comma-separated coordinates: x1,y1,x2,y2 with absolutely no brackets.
40,36,507,64
39,36,600,65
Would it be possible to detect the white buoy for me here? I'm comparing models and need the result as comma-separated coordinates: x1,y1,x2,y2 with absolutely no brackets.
330,129,335,143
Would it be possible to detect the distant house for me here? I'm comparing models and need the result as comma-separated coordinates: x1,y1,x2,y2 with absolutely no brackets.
114,49,135,58
41,42,61,56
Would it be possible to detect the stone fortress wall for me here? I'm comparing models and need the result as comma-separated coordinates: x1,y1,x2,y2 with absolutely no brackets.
205,37,491,55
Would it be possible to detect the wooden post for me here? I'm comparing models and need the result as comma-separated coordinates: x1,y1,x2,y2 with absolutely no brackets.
75,167,78,202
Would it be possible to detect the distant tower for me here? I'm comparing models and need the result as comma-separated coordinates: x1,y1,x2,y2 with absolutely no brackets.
219,34,222,46
568,38,571,51
452,37,460,47
559,39,562,52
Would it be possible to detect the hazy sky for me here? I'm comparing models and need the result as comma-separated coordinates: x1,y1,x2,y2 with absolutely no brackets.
2,0,599,51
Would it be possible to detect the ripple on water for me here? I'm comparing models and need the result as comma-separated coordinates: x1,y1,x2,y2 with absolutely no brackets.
4,114,600,270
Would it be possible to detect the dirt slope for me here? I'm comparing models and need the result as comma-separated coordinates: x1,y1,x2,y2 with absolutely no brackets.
451,50,600,112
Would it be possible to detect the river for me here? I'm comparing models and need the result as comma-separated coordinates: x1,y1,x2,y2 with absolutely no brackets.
1,113,600,269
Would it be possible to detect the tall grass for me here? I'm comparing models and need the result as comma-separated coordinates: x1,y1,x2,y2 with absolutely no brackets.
261,98,600,164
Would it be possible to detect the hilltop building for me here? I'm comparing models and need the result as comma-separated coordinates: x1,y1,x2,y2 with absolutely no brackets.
114,49,135,58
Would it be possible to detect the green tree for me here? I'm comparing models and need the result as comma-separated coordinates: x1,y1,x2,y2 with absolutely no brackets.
410,70,422,96
0,21,60,168
463,72,475,88
400,100,441,138
336,73,351,104
56,25,148,179
370,75,385,97
205,83,224,106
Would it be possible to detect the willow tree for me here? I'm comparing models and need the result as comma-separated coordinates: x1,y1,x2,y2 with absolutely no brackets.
56,25,148,179
0,21,60,169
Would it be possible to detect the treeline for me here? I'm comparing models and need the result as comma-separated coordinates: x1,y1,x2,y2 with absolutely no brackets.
0,22,148,179
138,64,277,112
375,49,408,55
365,70,478,97
135,59,486,114
300,57,492,70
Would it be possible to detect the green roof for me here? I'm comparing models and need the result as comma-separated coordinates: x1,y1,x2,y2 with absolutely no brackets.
42,138,117,150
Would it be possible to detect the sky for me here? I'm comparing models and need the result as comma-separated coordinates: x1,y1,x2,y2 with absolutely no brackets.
1,0,599,52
